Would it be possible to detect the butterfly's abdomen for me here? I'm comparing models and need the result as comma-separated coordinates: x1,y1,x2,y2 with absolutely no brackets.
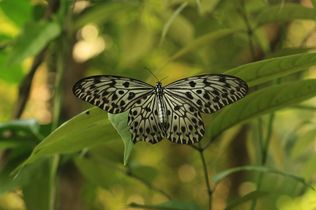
155,82,168,135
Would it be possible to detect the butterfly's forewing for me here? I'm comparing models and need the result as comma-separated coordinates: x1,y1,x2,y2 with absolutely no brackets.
73,75,154,114
163,93,204,144
128,94,164,144
164,74,248,113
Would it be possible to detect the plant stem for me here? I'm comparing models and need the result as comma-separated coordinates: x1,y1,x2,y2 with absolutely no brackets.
197,144,212,210
249,114,274,210
48,26,65,210
239,0,256,60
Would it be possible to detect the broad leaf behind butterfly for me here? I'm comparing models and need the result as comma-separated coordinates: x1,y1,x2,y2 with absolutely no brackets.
73,74,248,144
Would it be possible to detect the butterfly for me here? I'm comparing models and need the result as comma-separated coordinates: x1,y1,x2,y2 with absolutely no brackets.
73,74,248,144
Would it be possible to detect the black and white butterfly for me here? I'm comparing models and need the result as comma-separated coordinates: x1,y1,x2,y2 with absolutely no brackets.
73,74,248,144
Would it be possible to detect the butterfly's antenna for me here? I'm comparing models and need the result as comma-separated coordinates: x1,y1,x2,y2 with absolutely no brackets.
145,67,160,81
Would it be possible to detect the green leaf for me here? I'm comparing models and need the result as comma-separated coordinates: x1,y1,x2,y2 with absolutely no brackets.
74,2,138,29
159,2,188,46
129,200,202,210
0,119,40,136
169,29,236,61
312,0,316,9
130,165,158,183
256,3,316,26
212,165,312,189
0,0,32,27
15,107,114,170
225,191,269,210
226,52,316,87
119,22,154,66
75,156,123,188
0,140,33,150
207,80,316,140
0,52,24,83
9,20,61,64
108,112,133,166
22,159,51,210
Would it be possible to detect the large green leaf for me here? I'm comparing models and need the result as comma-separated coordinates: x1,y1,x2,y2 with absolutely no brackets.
206,80,316,140
255,3,316,26
226,52,316,87
8,20,61,64
16,107,115,170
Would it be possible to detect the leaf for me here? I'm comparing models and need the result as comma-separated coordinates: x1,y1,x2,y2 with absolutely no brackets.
212,165,313,189
74,2,138,29
159,2,188,46
312,0,316,9
119,22,154,66
15,107,114,171
75,156,124,188
0,0,32,27
226,52,316,87
256,3,316,26
169,29,236,61
22,159,51,210
0,119,40,137
129,200,202,210
225,191,270,210
130,165,158,183
0,52,24,83
207,80,316,140
8,20,61,64
108,112,133,166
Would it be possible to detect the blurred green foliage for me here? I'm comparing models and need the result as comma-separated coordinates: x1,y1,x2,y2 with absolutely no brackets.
1,0,316,210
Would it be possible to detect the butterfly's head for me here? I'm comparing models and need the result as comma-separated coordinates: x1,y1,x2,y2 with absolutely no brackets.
155,81,164,95
156,81,162,88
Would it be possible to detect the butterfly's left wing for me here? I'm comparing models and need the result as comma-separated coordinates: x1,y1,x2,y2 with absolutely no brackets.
73,75,154,114
164,74,248,113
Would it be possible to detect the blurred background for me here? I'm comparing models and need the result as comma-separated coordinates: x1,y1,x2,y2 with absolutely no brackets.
1,0,316,210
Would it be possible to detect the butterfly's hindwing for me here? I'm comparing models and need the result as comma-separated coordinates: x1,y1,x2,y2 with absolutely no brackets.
73,76,154,114
163,93,204,144
164,74,248,113
128,94,163,144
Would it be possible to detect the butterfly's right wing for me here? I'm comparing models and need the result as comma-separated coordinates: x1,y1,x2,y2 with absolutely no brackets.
73,75,154,113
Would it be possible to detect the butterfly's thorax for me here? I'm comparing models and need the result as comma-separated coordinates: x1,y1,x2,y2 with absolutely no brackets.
155,82,167,133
